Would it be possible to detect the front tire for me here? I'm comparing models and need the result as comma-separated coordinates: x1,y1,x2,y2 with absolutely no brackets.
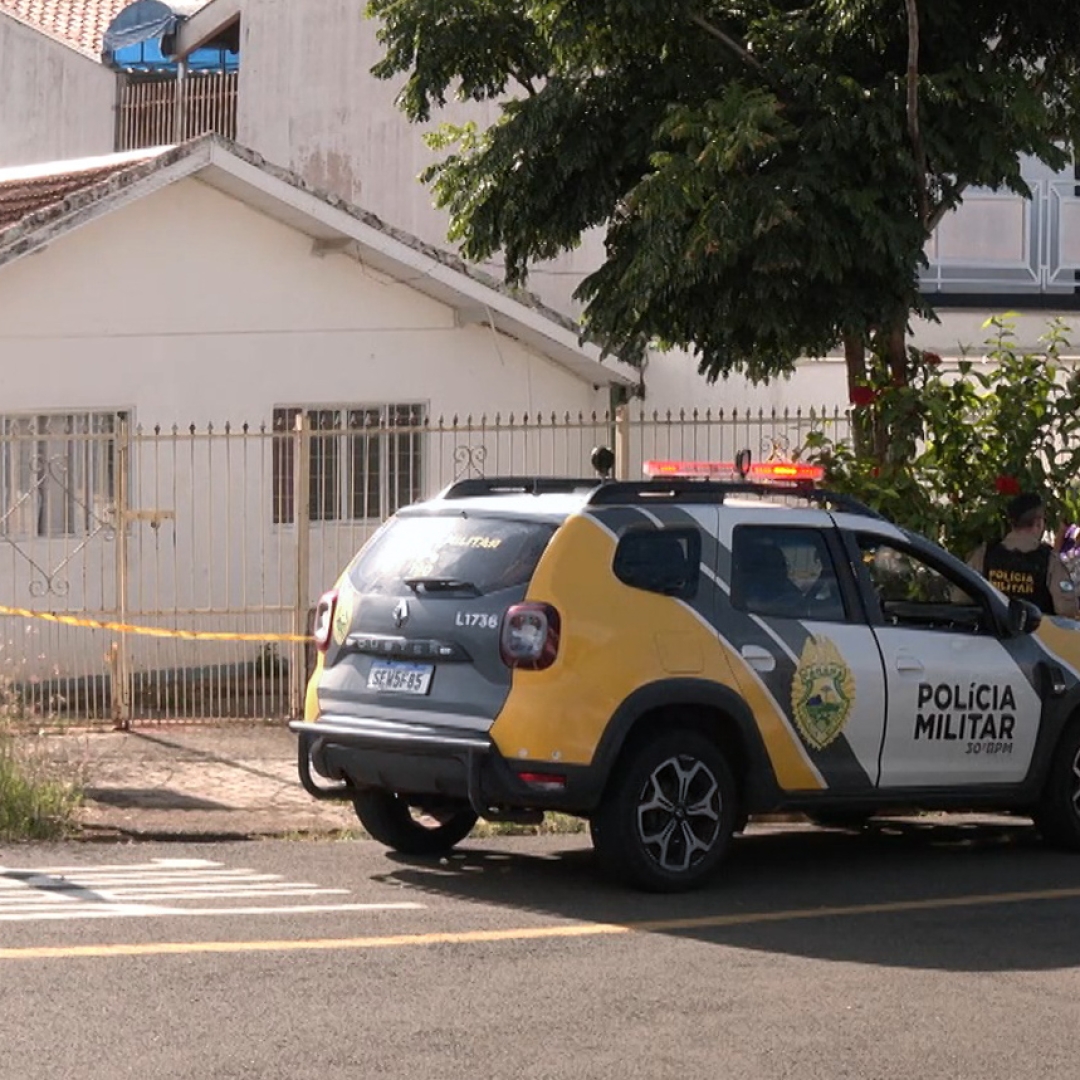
353,791,477,856
1035,721,1080,850
591,730,738,892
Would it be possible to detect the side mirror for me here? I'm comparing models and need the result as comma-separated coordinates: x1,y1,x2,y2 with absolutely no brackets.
1007,597,1042,636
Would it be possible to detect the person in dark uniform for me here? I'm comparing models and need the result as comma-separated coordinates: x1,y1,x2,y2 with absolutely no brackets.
967,492,1079,617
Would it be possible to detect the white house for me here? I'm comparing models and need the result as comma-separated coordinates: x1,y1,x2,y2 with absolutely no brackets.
0,134,633,720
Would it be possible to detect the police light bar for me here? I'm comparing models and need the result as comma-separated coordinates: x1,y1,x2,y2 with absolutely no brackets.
643,459,824,483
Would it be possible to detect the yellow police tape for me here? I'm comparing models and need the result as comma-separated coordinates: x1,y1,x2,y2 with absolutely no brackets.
0,605,313,643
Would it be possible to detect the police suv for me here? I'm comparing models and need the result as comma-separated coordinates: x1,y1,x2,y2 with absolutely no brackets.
290,457,1080,892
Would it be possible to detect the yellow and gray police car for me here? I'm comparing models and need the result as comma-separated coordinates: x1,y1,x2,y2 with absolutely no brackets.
290,457,1080,891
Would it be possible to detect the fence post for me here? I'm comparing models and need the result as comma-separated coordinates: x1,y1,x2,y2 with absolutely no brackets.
614,404,631,480
290,413,312,719
112,417,132,729
173,59,188,141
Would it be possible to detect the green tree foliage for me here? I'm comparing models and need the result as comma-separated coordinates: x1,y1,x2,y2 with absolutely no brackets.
366,1,1080,397
803,319,1080,559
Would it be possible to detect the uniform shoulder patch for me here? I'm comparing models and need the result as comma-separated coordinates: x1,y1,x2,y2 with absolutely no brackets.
791,636,856,751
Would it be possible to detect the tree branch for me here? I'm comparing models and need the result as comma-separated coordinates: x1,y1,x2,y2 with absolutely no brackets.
905,0,931,229
510,71,537,95
688,12,765,76
927,180,969,232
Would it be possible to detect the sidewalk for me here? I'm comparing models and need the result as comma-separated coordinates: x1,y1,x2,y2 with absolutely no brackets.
25,724,1025,844
35,723,360,840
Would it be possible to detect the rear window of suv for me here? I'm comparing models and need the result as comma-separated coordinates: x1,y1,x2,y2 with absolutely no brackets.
347,514,556,597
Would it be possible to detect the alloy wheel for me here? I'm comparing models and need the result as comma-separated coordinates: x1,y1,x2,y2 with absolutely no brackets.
636,753,723,873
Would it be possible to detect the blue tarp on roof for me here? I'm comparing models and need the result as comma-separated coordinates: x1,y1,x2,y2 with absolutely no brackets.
103,0,205,54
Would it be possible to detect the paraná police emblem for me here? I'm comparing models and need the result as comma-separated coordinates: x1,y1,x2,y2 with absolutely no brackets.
791,636,855,751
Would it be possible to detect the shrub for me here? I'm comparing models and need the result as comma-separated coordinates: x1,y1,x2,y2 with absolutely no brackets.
804,318,1080,559
0,685,81,841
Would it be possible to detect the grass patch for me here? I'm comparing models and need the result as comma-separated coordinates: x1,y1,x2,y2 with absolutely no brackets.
0,728,82,841
473,812,587,838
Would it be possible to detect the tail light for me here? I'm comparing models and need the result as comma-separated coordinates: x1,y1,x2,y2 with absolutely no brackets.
500,602,560,670
312,589,338,653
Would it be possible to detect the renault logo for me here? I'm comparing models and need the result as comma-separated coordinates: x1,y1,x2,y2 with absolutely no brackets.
392,599,410,628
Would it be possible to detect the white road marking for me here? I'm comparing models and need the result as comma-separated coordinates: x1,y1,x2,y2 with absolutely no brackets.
0,903,424,923
0,857,425,923
6,859,222,873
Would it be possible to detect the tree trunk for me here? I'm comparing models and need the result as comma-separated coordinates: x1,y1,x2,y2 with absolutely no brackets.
885,322,907,387
880,319,916,464
843,332,871,458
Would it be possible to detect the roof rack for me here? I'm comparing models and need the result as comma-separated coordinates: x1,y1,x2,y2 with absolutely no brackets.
437,477,603,500
586,479,886,520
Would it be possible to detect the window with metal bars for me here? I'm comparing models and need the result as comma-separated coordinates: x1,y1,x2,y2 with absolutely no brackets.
272,404,425,524
0,412,119,538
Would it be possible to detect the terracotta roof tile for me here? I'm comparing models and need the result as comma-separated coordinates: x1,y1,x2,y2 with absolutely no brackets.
0,0,133,56
0,148,167,228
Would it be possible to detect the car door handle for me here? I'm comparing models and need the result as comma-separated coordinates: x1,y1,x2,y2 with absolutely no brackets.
740,645,776,673
894,655,924,674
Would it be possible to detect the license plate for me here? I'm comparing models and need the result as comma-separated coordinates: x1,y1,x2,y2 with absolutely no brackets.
366,660,434,695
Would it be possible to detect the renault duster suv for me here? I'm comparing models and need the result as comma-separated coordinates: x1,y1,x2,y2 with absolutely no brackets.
290,462,1080,891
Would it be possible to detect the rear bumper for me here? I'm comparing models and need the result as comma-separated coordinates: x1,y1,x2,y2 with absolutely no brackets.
289,716,601,816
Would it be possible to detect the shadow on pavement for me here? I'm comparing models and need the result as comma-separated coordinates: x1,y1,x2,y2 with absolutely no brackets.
82,787,231,811
372,817,1080,973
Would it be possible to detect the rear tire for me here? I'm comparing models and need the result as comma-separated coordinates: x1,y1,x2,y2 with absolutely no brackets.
591,730,738,892
1034,721,1080,850
353,791,477,856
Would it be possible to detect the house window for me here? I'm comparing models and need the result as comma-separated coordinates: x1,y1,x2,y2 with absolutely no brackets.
272,404,425,524
0,412,119,538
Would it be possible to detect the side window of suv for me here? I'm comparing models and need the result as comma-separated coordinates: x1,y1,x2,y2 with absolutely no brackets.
855,534,990,633
732,525,847,621
613,528,700,599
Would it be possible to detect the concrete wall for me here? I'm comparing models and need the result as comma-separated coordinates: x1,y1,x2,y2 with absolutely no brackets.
233,0,607,319
237,0,485,249
0,13,116,167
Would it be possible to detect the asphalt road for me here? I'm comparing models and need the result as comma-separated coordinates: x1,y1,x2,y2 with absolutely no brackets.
2,818,1079,1080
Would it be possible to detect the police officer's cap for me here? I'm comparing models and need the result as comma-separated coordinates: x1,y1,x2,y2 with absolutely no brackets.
1006,492,1043,524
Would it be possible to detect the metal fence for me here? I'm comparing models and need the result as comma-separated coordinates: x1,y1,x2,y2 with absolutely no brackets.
0,405,850,728
116,71,239,151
